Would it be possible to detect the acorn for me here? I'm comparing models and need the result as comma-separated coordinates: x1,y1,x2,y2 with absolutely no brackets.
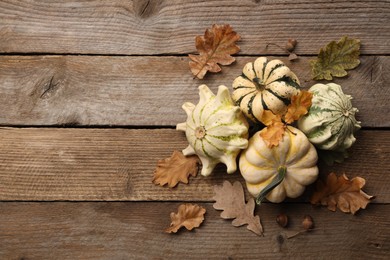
285,39,297,52
302,215,314,230
276,213,289,228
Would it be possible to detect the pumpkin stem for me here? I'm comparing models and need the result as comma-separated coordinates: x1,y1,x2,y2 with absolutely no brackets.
253,77,265,91
256,166,287,205
195,126,206,139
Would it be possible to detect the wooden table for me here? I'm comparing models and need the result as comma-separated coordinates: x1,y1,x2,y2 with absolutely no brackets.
0,1,389,259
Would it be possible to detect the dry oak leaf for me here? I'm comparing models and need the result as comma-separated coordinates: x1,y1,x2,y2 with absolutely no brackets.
152,150,199,188
310,36,360,80
260,120,286,148
284,90,313,124
260,110,285,148
213,181,263,236
166,203,206,233
259,91,312,148
260,109,281,126
189,24,240,79
310,173,374,214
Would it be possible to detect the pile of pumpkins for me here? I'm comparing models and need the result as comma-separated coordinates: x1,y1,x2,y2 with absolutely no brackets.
177,57,361,203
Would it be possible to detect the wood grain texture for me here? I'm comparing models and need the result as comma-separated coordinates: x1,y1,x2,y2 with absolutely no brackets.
0,0,388,256
0,55,388,127
0,202,388,259
0,0,389,55
0,128,388,202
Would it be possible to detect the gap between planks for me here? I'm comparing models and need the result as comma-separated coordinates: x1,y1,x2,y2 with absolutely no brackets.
0,55,388,127
0,128,388,203
0,202,388,259
1,53,390,57
0,0,389,55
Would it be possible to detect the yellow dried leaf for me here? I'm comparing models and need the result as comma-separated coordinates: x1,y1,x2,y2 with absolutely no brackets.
310,173,374,214
311,36,360,80
258,90,312,148
165,203,206,233
189,24,240,79
261,110,281,126
152,151,199,188
259,110,286,148
213,181,263,236
260,121,286,148
284,90,313,124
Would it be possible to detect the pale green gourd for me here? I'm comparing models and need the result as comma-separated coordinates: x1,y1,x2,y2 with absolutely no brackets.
232,57,301,123
239,127,318,203
177,85,249,176
297,83,361,151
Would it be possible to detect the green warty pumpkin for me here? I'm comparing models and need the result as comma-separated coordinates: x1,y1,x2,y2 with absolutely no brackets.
297,83,361,151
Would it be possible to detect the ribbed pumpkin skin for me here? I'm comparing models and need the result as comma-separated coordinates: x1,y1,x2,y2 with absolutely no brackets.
177,85,249,177
297,83,361,151
239,127,318,203
232,57,301,123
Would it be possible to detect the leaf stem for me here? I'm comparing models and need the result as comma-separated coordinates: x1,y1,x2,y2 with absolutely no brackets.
256,166,286,205
286,125,297,135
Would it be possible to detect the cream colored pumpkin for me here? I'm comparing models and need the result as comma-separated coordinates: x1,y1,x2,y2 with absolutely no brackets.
177,85,249,176
232,57,301,123
239,127,318,203
297,83,361,151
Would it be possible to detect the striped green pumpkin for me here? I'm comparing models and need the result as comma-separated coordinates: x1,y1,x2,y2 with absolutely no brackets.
177,85,249,176
297,83,361,151
232,57,301,123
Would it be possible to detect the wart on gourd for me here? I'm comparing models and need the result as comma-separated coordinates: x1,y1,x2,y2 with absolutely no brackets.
177,85,249,176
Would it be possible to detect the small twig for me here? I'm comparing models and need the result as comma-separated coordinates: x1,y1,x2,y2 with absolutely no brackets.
265,42,286,52
287,228,318,239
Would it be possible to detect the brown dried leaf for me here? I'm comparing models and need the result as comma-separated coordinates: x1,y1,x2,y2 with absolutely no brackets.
152,150,199,188
310,173,374,214
213,181,263,236
189,24,240,79
284,90,313,124
166,203,206,233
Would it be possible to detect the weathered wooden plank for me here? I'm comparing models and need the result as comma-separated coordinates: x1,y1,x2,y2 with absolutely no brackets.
0,128,388,202
0,55,387,127
0,0,389,55
0,202,388,259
